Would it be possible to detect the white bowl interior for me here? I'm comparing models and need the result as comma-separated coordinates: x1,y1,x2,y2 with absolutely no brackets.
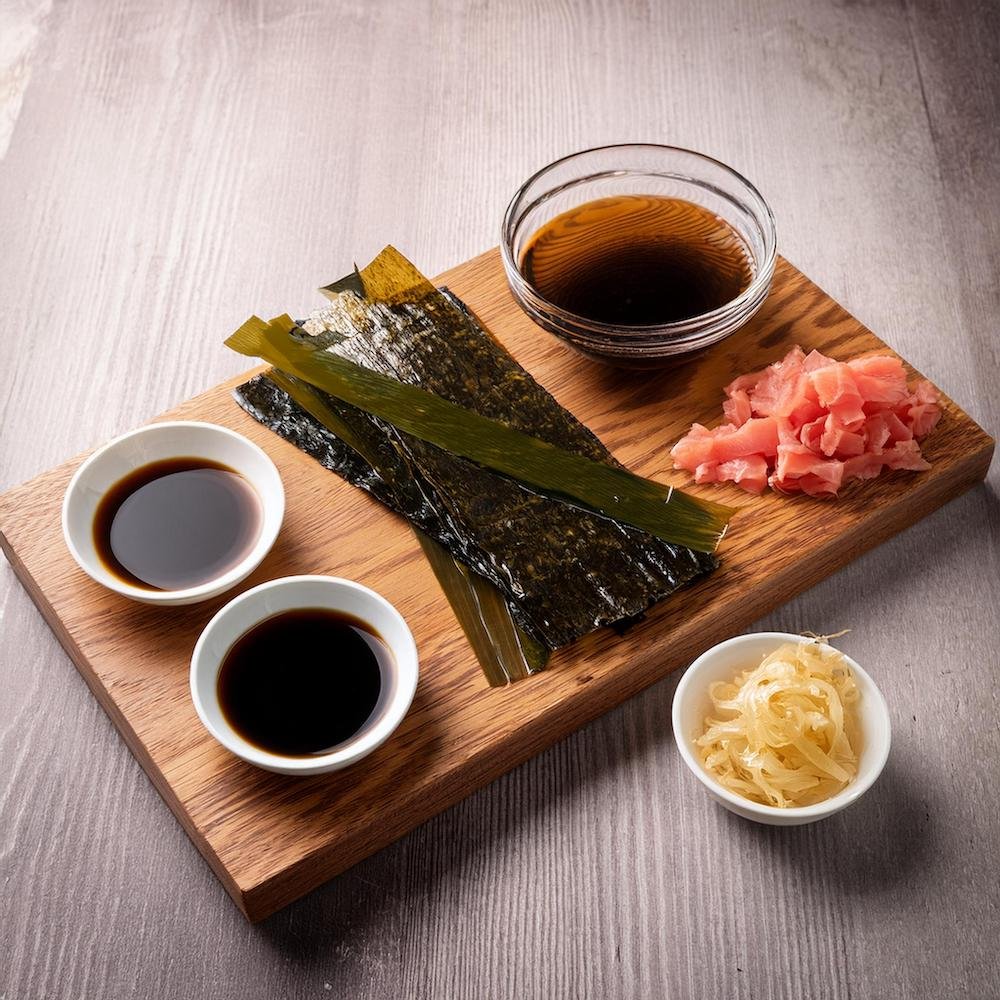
62,421,284,604
190,576,419,775
673,632,891,825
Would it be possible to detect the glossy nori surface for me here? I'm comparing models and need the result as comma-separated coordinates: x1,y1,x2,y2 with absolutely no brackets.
228,311,730,554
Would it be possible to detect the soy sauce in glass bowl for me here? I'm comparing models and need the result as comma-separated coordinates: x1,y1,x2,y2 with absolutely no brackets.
501,144,777,366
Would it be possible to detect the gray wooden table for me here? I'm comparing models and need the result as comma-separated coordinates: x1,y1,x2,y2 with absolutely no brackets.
2,1,998,997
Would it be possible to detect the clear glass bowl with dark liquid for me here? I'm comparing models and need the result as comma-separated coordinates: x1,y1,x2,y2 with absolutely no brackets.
501,144,777,365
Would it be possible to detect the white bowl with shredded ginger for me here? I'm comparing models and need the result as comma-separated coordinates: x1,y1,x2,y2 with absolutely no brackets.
672,632,891,826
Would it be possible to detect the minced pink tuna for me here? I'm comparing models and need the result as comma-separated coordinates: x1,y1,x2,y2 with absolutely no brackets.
670,346,942,497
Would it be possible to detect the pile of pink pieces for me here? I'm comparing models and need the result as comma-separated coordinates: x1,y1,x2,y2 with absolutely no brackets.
671,346,942,497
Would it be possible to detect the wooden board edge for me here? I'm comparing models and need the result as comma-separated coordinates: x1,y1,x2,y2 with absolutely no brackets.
0,527,252,918
238,436,994,921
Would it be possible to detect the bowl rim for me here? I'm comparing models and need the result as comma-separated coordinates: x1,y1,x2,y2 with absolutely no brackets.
61,420,285,604
189,574,419,773
671,630,892,820
500,142,778,337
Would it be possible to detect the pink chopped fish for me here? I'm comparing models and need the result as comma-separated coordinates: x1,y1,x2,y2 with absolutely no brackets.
670,346,942,496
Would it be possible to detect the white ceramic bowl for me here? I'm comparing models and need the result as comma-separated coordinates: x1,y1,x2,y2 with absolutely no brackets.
190,575,419,775
672,631,891,826
62,420,284,606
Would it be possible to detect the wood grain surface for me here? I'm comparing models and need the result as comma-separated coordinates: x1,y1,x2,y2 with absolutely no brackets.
1,0,998,996
1,249,990,922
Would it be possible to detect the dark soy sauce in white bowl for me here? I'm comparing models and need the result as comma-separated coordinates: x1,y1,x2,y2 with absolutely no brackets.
216,608,390,758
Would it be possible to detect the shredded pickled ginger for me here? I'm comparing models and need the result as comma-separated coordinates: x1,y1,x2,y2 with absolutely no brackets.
696,640,861,808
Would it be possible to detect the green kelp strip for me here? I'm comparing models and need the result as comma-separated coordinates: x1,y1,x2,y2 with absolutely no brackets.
227,316,732,552
414,529,549,685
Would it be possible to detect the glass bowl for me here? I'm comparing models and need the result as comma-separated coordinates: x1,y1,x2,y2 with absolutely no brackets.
501,144,777,366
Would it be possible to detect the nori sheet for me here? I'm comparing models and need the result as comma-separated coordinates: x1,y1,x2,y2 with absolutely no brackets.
234,277,717,650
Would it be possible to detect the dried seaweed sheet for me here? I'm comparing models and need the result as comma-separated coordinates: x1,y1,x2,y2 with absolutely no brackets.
229,312,729,552
233,249,718,649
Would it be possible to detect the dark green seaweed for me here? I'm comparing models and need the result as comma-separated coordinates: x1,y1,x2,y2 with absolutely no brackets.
227,315,730,553
414,528,549,684
232,248,720,649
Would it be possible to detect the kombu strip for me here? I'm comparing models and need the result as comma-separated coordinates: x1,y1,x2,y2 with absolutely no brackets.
230,246,728,650
226,318,731,553
255,369,547,684
413,529,548,684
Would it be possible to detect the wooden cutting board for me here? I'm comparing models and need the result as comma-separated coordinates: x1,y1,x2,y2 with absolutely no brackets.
0,250,992,921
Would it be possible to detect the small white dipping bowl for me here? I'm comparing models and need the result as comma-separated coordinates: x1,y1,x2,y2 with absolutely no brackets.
672,631,891,826
190,575,419,776
62,420,284,606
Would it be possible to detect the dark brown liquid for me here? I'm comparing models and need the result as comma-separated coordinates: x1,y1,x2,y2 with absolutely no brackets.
217,608,388,757
93,457,262,591
520,195,754,326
